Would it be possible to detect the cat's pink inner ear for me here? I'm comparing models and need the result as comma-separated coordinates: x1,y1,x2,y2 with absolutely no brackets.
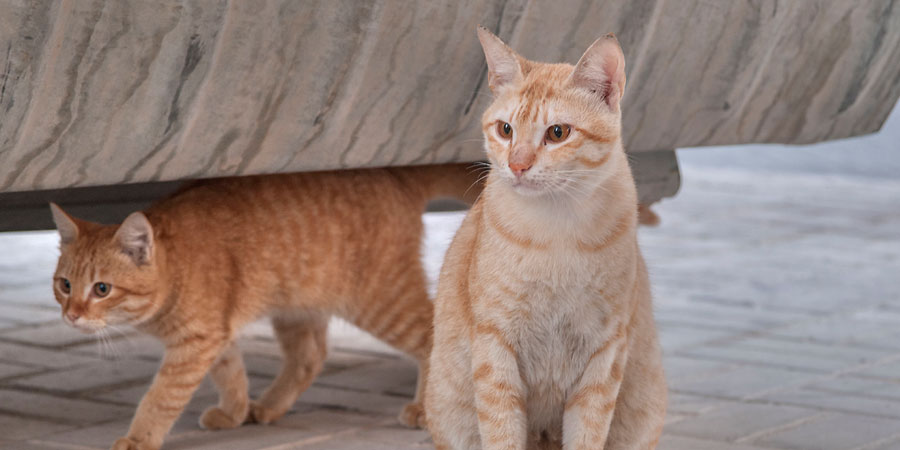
476,26,523,92
49,203,79,245
115,212,154,265
571,34,626,109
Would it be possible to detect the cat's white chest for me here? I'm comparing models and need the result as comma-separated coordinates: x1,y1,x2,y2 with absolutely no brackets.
475,220,626,432
507,282,609,430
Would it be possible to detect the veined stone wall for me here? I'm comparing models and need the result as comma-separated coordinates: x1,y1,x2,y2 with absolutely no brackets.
1,0,898,193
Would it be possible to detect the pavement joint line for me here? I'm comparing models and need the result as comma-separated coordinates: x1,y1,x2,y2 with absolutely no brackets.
330,345,404,360
310,381,415,399
666,391,900,422
0,364,78,381
258,421,392,450
846,373,900,383
742,351,900,401
760,335,900,353
27,440,101,450
806,386,900,404
687,296,835,316
0,382,149,407
0,407,95,427
656,317,788,333
670,352,831,376
851,431,900,450
733,411,833,444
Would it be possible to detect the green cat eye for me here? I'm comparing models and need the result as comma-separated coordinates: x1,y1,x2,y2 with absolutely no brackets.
60,278,71,294
93,282,111,298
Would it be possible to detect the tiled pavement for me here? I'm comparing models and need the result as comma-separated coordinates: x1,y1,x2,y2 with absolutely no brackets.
0,161,899,449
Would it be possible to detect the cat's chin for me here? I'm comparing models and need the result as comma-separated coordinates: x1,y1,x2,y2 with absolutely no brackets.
508,179,552,197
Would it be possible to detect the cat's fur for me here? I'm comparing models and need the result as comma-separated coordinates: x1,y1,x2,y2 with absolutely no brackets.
425,28,666,450
50,164,483,450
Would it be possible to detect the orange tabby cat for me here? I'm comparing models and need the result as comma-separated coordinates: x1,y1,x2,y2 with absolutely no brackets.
425,29,667,450
49,163,483,450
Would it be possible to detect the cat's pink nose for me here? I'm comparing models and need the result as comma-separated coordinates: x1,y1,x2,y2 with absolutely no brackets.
65,311,80,322
509,161,533,177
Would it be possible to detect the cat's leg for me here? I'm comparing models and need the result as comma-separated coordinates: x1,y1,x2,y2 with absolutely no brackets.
248,312,328,424
425,332,481,450
561,324,629,450
604,306,667,450
198,341,250,430
112,335,227,450
470,325,528,450
348,286,434,428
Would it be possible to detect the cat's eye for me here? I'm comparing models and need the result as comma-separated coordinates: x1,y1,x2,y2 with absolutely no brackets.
545,124,571,143
93,282,111,298
497,122,513,139
59,278,71,294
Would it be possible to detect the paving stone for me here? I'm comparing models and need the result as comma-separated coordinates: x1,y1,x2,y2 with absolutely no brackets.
666,402,820,442
316,359,418,396
236,337,282,359
91,374,272,413
753,413,900,450
761,388,900,419
299,438,426,450
271,409,387,433
852,359,900,381
238,337,398,378
671,365,820,400
0,341,100,369
667,393,727,416
681,338,887,374
0,440,72,450
294,385,410,418
0,322,100,348
328,319,405,358
243,353,284,379
39,409,218,448
656,302,809,333
0,389,133,425
37,418,133,449
871,436,900,450
352,423,432,446
68,331,165,362
658,434,778,450
663,355,735,383
0,361,41,380
0,304,60,325
771,315,900,351
808,376,900,402
12,359,159,393
0,413,75,441
658,325,735,353
164,424,326,450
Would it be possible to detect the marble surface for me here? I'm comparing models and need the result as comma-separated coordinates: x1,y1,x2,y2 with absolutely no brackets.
1,0,898,193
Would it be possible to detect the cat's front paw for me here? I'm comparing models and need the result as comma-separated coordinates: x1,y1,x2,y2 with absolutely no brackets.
199,405,246,430
398,401,426,429
247,400,285,425
111,437,157,450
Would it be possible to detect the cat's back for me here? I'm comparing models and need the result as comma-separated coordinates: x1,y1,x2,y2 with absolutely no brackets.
152,169,427,240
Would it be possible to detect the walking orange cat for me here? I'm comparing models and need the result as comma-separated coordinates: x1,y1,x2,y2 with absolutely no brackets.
425,28,667,449
49,164,482,450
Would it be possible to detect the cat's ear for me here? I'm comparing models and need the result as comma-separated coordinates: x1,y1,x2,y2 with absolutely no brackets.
115,212,154,266
476,26,523,92
571,33,626,110
49,203,79,245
